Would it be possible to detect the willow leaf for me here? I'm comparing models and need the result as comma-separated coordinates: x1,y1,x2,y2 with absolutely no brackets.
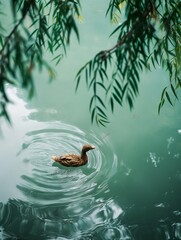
165,91,173,106
96,95,106,109
113,86,122,101
170,84,178,100
127,95,134,109
100,68,108,80
97,106,107,118
158,98,165,114
122,83,128,96
113,93,122,106
89,96,95,111
75,75,81,92
91,107,96,123
96,82,107,90
110,97,114,113
161,87,167,100
109,24,122,37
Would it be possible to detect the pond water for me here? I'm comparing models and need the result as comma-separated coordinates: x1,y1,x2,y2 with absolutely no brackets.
0,1,181,239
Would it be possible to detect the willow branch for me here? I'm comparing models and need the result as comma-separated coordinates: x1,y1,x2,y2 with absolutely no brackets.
100,3,153,58
0,0,35,76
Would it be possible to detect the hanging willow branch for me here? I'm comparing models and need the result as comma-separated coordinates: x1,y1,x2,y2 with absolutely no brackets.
75,0,181,126
0,0,180,125
0,0,81,123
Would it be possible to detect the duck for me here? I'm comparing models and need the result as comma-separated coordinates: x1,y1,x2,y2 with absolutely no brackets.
51,144,95,167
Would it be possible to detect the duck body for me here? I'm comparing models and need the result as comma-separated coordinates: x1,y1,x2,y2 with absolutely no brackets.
51,144,95,167
52,154,86,167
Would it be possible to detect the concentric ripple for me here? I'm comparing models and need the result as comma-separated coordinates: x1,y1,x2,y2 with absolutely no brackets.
17,122,118,207
10,122,127,239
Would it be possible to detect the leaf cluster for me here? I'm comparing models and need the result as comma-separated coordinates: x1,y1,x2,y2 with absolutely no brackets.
76,51,112,126
76,0,181,125
0,0,81,123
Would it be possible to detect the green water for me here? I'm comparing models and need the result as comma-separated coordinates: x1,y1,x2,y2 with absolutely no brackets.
0,0,181,239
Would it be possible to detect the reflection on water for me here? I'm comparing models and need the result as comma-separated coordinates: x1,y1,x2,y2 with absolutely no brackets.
0,86,181,240
1,0,181,233
17,122,118,205
0,87,181,239
118,133,181,240
0,93,130,239
0,199,129,240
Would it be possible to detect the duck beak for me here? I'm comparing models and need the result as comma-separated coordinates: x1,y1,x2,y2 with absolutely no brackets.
91,145,96,149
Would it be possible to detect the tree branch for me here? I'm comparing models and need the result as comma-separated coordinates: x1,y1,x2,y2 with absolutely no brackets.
101,3,152,58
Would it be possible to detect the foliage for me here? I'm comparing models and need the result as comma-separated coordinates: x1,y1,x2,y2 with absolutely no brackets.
0,0,80,123
75,0,181,126
0,0,180,125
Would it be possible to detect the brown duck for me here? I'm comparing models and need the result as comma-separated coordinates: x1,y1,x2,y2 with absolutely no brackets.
51,144,95,167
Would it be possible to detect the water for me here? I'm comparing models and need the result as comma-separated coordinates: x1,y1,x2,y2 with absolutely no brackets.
0,0,181,239
0,88,126,240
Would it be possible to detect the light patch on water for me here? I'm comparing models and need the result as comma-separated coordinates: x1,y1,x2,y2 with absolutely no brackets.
0,87,128,239
167,136,174,154
147,152,160,167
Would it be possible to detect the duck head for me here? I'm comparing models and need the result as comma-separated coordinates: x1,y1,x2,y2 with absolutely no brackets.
82,144,96,153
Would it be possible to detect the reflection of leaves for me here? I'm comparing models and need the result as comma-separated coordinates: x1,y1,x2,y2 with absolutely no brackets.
0,0,81,122
0,198,64,239
76,0,181,125
122,205,180,240
120,135,181,239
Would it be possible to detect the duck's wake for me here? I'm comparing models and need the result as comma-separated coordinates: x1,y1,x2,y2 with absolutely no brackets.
15,122,123,239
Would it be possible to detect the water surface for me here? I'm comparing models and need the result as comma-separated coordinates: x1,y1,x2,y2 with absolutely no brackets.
0,0,181,239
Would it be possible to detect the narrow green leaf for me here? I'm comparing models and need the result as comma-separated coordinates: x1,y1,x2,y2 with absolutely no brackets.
100,68,108,79
96,95,106,109
115,79,122,92
76,62,89,77
138,61,143,71
1,104,11,124
96,82,106,90
52,54,63,63
85,68,89,86
127,95,133,109
170,84,178,100
75,75,81,92
71,18,80,42
0,35,4,47
98,118,110,124
165,91,173,106
97,119,107,127
99,69,104,82
95,114,99,125
89,96,95,111
122,83,128,96
97,113,108,120
113,93,122,106
106,83,112,95
88,61,92,77
91,107,96,123
129,74,138,95
103,58,107,70
113,86,122,101
88,78,95,89
97,106,107,117
158,98,165,114
109,24,122,37
161,87,167,100
154,49,160,65
176,77,181,89
93,81,97,94
110,97,114,113
133,65,140,82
